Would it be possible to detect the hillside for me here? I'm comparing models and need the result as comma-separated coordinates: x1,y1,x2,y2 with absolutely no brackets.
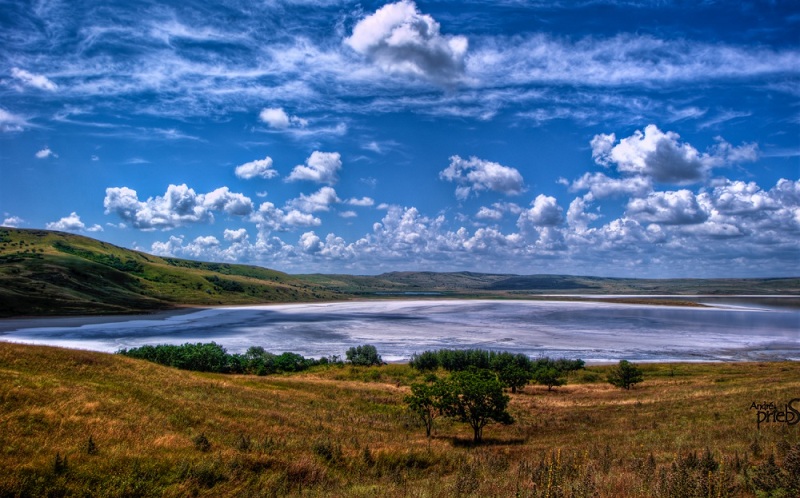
0,228,343,317
0,342,798,497
2,228,798,317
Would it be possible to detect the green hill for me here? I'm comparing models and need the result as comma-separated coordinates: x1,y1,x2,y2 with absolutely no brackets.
0,228,343,317
2,228,798,317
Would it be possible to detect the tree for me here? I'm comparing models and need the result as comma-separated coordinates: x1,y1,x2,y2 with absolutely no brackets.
439,369,513,443
607,360,644,389
346,344,382,366
533,367,566,391
498,364,531,393
405,382,444,439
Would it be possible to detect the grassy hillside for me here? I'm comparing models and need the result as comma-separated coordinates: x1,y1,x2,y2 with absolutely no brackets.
0,342,798,497
2,228,798,317
0,228,343,317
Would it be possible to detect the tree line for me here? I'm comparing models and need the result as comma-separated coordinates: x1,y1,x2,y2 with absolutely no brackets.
117,342,382,374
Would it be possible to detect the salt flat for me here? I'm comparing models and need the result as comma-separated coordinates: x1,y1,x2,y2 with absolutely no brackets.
0,299,797,362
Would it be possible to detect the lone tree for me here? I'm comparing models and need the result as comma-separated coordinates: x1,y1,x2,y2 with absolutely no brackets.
440,368,513,443
405,382,444,439
346,344,382,366
607,360,644,389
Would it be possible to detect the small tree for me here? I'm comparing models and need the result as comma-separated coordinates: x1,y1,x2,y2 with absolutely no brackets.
607,360,644,389
405,382,444,439
498,364,531,393
533,367,566,391
346,344,382,366
440,369,513,443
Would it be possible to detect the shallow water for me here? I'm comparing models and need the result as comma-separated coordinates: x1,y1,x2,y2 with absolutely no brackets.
1,300,798,362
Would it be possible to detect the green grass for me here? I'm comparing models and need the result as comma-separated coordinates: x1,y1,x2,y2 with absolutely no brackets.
0,342,798,496
0,228,345,317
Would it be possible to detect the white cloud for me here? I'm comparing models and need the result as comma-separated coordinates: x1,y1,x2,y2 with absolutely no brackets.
626,190,708,225
566,195,600,233
224,228,249,243
569,172,652,198
286,151,342,184
518,195,564,227
346,196,375,207
11,67,58,91
259,107,308,129
103,184,253,230
339,210,357,218
476,206,503,221
0,108,30,132
299,231,323,253
590,124,758,184
287,186,340,213
235,156,278,180
45,212,102,232
440,155,525,199
35,147,57,159
345,0,468,83
1,216,24,227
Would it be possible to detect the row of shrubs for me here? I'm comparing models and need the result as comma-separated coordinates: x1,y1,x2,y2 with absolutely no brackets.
410,348,587,393
117,342,383,375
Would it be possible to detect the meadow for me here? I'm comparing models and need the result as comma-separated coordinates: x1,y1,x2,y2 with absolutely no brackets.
0,342,798,497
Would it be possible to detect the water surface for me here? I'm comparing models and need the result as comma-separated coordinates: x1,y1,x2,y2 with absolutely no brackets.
0,300,797,362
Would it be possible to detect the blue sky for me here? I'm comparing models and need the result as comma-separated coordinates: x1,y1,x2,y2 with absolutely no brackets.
1,0,798,277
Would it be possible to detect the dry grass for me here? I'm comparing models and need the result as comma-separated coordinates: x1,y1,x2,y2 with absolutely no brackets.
1,342,798,496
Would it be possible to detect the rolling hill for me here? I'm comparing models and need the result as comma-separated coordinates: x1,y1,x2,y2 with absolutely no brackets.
1,228,798,317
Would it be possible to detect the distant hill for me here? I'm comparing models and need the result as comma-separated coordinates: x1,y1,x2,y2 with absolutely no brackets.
0,228,342,317
1,228,798,317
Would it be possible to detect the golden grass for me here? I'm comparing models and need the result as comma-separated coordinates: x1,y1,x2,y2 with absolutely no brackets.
1,342,798,497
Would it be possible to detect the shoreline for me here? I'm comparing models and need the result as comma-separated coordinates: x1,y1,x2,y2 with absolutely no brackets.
0,294,798,333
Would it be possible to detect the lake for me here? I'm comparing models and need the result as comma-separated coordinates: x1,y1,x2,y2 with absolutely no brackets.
0,299,798,362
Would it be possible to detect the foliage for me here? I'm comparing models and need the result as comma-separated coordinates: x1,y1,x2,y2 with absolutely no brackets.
607,360,645,389
117,342,327,374
346,344,383,366
404,382,445,438
533,367,566,391
409,348,585,393
438,368,513,443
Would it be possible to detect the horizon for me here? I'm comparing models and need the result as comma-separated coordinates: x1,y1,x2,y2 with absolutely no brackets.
2,1,799,279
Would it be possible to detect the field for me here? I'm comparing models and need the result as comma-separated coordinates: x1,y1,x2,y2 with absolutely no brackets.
1,342,798,497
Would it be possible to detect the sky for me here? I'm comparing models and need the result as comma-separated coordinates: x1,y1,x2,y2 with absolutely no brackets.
1,0,798,278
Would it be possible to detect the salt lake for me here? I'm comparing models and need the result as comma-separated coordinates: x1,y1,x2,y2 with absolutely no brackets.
0,299,798,362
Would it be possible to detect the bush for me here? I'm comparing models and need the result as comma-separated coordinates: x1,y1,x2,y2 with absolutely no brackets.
607,360,644,389
533,367,565,391
346,344,382,366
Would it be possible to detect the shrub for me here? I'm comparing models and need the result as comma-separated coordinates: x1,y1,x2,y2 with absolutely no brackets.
607,360,644,389
346,344,382,366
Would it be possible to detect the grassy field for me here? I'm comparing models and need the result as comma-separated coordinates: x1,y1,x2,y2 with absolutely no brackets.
0,342,798,497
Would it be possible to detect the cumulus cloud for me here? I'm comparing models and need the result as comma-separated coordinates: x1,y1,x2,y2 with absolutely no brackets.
591,124,757,184
346,196,375,207
259,107,308,129
476,206,503,221
224,228,249,243
235,156,278,180
569,172,651,198
103,184,253,230
35,147,57,159
299,231,323,253
11,67,58,91
518,195,564,227
250,201,321,235
345,0,468,83
45,212,102,232
286,151,342,185
626,190,708,225
440,155,524,199
1,216,24,227
287,186,340,213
